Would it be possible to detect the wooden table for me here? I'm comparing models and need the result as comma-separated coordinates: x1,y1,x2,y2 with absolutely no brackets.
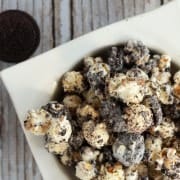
0,0,172,179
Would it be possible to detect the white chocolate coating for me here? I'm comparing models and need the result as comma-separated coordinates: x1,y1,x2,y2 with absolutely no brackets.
108,73,145,104
47,115,72,143
83,121,109,149
62,71,85,93
24,109,51,135
75,161,96,180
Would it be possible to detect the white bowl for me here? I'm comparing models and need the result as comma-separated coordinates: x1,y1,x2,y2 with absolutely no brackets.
1,1,180,180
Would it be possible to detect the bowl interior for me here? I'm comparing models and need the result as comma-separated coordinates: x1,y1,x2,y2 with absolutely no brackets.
52,44,180,180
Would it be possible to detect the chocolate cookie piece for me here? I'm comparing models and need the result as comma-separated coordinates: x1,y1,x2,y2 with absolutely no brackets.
42,101,71,119
112,133,145,167
123,40,150,66
0,10,40,62
100,99,126,132
108,46,124,73
143,95,163,125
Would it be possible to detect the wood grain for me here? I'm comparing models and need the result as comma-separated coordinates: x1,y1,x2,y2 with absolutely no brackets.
123,0,135,17
54,0,71,45
107,0,124,23
0,0,168,180
144,0,161,11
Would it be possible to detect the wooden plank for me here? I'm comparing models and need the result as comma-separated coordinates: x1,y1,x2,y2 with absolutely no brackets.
123,0,135,18
82,0,92,33
16,119,25,180
91,0,99,29
134,0,145,15
33,0,43,56
92,0,109,30
98,0,108,27
72,0,83,37
108,0,124,23
144,0,161,11
0,84,2,180
0,80,2,180
1,83,10,180
0,0,3,176
24,141,34,180
0,2,18,180
42,0,53,52
8,101,18,180
54,0,71,45
2,0,17,10
17,0,33,15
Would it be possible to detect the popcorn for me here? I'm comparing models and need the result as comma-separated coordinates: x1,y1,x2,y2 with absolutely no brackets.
75,161,96,180
140,54,159,74
145,135,162,161
62,71,85,93
83,88,101,108
145,135,162,153
100,99,126,133
112,133,145,166
123,104,153,134
24,109,51,135
63,95,82,111
24,40,180,180
69,131,84,150
60,149,73,166
98,163,125,180
81,146,99,162
151,67,171,85
173,70,180,84
46,115,72,143
156,84,174,104
163,137,180,155
143,95,163,125
125,165,138,180
173,84,180,99
136,163,149,179
153,148,180,179
76,104,99,123
99,146,115,163
126,67,149,81
162,98,180,120
84,56,103,70
149,118,176,139
86,61,110,90
123,40,150,66
158,55,171,71
148,168,166,180
108,46,124,73
45,141,69,155
125,164,149,180
108,73,145,104
83,121,109,149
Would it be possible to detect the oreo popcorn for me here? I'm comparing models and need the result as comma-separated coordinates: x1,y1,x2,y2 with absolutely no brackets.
24,40,180,180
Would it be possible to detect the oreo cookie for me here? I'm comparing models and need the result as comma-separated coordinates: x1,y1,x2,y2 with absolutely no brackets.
0,10,40,62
